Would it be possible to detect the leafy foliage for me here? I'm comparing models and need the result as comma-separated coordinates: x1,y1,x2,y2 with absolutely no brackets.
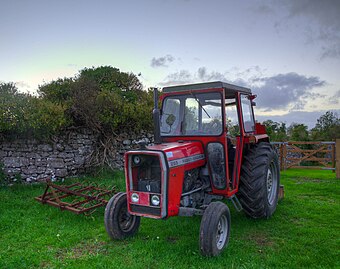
0,162,7,185
0,82,67,138
262,111,339,142
65,67,153,135
38,78,74,104
287,123,309,141
1,67,153,139
311,111,340,140
2,67,338,143
262,120,288,141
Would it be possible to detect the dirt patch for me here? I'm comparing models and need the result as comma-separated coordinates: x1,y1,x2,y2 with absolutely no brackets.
246,232,275,248
141,235,150,241
40,261,52,268
297,195,336,204
166,236,178,244
290,216,308,226
292,177,334,184
56,240,108,260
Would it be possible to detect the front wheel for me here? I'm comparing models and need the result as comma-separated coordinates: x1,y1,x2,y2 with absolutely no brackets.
199,202,231,257
104,192,140,240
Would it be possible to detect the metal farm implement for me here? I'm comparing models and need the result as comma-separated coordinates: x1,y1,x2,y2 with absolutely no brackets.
35,179,116,215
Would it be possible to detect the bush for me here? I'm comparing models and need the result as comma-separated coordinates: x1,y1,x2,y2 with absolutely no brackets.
1,66,154,139
0,162,6,186
0,82,68,139
43,66,154,136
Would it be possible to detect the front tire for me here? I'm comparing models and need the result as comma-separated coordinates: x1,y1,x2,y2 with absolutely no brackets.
199,202,231,257
237,142,280,219
104,192,140,240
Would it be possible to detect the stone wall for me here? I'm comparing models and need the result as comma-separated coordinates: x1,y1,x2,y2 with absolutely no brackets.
107,131,154,169
0,129,154,183
0,129,97,182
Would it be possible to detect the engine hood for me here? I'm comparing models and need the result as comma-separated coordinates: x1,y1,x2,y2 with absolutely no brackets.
147,141,205,167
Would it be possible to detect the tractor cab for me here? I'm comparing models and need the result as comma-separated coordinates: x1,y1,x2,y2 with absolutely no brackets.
105,81,280,257
159,82,268,196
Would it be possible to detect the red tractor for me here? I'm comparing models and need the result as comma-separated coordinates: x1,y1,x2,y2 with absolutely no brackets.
104,81,280,256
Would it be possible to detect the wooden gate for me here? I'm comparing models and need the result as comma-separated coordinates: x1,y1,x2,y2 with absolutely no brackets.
272,141,336,172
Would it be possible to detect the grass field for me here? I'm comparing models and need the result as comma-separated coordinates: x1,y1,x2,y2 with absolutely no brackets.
1,169,339,269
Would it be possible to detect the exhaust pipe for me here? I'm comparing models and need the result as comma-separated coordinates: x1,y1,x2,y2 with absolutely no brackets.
153,88,161,144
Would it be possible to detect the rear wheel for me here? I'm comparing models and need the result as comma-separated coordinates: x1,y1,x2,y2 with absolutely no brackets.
199,202,231,257
104,192,140,240
237,142,280,218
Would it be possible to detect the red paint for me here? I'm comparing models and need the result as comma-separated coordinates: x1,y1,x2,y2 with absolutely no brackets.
123,85,268,219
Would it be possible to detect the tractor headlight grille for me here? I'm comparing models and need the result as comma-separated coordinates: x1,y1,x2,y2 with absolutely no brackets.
127,151,168,218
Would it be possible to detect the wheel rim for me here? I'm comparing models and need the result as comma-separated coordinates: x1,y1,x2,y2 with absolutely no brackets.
216,215,228,250
267,161,278,205
118,205,136,232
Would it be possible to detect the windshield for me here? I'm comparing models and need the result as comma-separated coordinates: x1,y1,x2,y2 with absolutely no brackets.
160,92,223,136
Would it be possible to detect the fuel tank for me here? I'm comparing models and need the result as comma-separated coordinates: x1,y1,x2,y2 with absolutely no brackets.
147,141,205,168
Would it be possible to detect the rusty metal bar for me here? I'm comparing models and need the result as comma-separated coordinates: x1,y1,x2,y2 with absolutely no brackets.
35,179,116,215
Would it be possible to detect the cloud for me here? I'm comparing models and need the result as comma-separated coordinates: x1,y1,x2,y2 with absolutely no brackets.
150,54,175,68
160,67,327,111
287,0,340,59
197,67,228,82
328,90,340,105
160,70,193,85
249,2,276,15
67,63,78,68
285,0,340,29
252,72,326,111
15,81,31,89
159,67,229,86
271,0,340,59
256,109,340,129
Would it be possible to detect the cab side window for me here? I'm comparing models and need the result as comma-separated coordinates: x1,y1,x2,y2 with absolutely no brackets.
240,95,255,133
225,98,240,137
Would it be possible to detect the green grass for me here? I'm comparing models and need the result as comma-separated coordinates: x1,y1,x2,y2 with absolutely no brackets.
1,169,339,269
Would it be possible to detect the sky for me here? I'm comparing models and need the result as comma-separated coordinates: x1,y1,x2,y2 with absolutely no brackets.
1,0,339,128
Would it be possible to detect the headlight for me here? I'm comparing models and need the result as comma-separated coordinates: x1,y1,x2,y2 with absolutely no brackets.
133,155,141,165
151,195,160,206
131,193,139,203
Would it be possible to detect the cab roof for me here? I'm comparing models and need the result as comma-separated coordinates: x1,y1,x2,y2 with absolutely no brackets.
162,81,251,97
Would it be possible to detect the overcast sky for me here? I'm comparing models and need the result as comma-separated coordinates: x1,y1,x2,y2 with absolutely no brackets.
1,0,339,128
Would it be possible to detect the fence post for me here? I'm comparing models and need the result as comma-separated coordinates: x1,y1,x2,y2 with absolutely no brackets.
279,143,284,171
283,142,287,171
336,139,340,179
332,142,336,173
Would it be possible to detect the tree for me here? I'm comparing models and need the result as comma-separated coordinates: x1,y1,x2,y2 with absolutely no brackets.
287,123,309,141
79,66,143,102
0,82,67,138
36,66,154,136
311,111,340,140
262,120,288,141
1,66,153,141
38,78,74,104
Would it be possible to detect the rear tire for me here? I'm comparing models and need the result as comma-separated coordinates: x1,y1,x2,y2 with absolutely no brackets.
104,192,140,240
199,202,231,257
237,142,280,219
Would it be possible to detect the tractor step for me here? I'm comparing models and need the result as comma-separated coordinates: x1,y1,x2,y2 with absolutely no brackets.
229,195,243,212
